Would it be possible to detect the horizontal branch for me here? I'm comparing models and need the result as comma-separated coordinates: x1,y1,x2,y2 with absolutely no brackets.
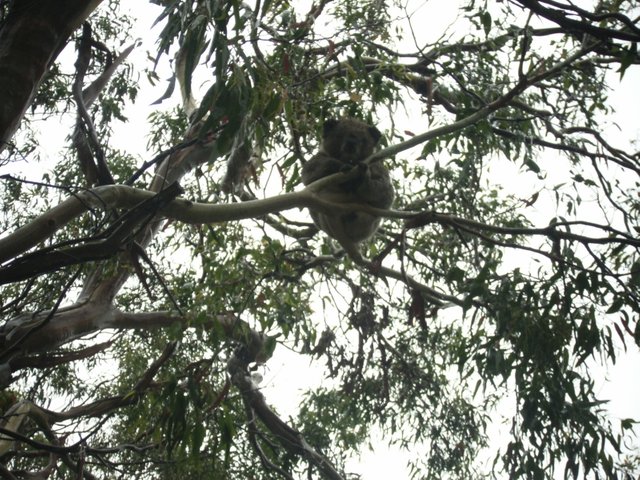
0,306,269,378
0,185,307,264
516,0,640,43
408,211,640,248
0,180,411,267
0,183,183,284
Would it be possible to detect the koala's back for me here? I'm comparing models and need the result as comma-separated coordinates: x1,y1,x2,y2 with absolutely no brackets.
316,211,382,244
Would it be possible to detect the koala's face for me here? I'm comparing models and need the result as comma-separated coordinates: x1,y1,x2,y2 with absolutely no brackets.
321,118,381,164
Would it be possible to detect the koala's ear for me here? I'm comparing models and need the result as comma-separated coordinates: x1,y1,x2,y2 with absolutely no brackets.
322,119,339,137
368,126,382,144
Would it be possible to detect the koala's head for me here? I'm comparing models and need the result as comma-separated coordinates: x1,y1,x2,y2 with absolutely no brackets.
321,118,381,164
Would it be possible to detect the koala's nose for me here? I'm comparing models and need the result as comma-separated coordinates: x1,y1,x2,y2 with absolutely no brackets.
343,137,358,153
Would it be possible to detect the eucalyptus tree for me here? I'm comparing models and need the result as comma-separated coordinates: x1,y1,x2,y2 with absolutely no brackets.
0,0,639,478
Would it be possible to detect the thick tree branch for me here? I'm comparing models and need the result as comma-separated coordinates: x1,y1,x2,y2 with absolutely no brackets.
0,182,183,284
0,309,268,380
10,340,113,371
0,175,412,266
515,0,640,43
228,351,345,480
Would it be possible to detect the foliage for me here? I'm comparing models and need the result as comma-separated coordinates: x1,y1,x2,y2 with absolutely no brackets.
0,0,639,479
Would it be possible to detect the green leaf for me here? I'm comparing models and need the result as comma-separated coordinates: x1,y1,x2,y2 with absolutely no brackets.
480,11,492,35
523,157,540,174
191,422,206,455
605,297,623,314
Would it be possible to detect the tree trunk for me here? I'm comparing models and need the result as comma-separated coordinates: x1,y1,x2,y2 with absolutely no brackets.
0,0,103,150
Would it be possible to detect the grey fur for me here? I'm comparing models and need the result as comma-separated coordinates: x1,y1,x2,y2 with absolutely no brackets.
301,118,394,254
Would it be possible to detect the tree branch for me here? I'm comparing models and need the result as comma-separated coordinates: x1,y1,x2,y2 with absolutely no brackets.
228,351,345,480
0,182,183,284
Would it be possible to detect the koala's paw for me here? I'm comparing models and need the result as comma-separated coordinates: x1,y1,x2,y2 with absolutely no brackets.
354,163,369,176
353,163,372,185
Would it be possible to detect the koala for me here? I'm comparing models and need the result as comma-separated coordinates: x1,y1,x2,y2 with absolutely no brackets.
301,118,394,257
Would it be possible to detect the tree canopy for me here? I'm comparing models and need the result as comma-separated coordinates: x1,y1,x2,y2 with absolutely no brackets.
0,0,639,478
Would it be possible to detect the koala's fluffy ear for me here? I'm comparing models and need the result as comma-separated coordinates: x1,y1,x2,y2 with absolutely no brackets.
322,119,339,137
368,126,382,144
